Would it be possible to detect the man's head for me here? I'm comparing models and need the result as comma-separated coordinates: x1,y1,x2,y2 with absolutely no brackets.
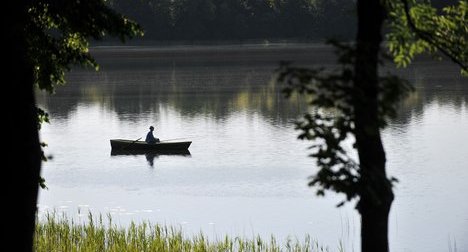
149,126,154,131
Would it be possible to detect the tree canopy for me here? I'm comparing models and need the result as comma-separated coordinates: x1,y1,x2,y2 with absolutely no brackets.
28,0,143,93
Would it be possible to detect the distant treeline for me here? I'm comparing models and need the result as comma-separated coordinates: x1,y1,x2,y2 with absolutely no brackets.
108,0,357,41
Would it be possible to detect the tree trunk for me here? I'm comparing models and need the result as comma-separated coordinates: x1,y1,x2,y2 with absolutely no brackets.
5,1,41,251
353,1,394,252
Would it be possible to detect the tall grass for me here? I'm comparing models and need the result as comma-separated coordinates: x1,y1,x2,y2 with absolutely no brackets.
34,212,343,252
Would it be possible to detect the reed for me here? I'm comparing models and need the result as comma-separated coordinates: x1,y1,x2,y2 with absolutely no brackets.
34,211,342,252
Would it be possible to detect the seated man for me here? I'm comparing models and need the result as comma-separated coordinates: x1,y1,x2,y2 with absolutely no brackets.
145,126,160,144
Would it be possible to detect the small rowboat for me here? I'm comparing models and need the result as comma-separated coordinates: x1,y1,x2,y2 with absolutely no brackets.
110,149,191,156
110,139,191,151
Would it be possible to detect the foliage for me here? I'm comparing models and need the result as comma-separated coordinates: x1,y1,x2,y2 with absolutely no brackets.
35,212,341,252
36,107,49,130
27,0,143,93
37,107,50,189
277,40,413,206
386,0,468,75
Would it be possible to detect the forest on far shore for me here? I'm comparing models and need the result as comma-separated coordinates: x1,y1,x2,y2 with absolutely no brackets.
108,0,456,43
109,0,357,42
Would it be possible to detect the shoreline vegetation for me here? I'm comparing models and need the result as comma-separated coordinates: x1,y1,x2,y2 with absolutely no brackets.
34,212,344,252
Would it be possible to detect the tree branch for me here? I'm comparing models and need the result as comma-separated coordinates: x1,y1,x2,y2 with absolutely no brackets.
401,0,467,71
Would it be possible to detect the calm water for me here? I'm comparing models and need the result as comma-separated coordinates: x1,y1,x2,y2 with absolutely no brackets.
36,44,468,252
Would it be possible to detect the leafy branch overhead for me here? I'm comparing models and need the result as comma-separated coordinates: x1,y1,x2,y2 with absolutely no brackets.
386,0,468,75
27,0,143,93
277,40,413,206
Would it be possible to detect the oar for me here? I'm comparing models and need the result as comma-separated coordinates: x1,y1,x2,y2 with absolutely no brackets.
161,137,191,142
161,135,202,142
122,137,142,150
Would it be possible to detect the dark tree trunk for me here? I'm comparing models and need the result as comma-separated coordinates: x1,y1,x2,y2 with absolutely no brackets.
353,1,394,252
5,1,41,251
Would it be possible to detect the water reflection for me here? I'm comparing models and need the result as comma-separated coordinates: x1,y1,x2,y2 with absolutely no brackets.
36,47,467,130
36,46,319,125
111,149,191,167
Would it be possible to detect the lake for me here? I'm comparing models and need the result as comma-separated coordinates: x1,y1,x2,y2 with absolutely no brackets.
36,44,468,252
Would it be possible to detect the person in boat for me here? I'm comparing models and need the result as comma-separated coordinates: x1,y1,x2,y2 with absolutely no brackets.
145,126,160,144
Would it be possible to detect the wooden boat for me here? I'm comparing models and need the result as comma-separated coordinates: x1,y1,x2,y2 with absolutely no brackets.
111,149,191,156
110,139,191,151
